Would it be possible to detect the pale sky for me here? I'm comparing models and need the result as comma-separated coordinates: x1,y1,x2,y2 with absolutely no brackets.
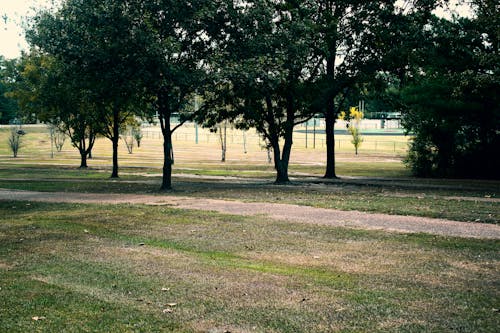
0,0,473,60
0,0,59,59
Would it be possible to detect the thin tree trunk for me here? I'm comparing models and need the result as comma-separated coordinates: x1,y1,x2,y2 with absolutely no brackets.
161,133,173,190
158,88,173,191
324,108,337,178
324,10,339,179
111,106,119,178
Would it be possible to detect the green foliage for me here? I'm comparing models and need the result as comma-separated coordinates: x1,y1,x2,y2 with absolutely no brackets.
0,57,19,124
8,52,101,168
402,11,500,179
28,0,157,175
202,0,318,182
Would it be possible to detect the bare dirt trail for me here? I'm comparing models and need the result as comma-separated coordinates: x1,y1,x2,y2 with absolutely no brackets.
1,188,499,239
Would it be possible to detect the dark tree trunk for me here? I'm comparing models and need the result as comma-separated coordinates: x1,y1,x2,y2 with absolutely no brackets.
161,135,173,190
111,106,119,178
324,107,338,178
78,137,88,168
324,43,339,178
272,140,290,184
271,97,294,184
158,87,173,191
79,151,88,168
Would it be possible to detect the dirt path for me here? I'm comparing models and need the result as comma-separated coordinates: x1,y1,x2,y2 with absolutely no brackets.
1,188,499,239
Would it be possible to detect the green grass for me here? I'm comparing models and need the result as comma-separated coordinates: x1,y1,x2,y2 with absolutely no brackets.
0,201,498,332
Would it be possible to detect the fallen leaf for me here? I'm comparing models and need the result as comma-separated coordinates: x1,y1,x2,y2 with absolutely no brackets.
166,302,177,307
161,287,170,292
162,308,173,314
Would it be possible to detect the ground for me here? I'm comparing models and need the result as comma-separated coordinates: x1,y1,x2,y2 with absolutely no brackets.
0,125,498,332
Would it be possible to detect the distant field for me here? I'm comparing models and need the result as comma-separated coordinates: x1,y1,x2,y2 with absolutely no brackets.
0,124,409,178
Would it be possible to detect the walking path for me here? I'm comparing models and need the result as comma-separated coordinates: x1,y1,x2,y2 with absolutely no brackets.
1,188,499,239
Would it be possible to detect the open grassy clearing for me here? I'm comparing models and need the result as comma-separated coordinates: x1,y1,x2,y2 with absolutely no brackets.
0,201,498,332
0,125,409,177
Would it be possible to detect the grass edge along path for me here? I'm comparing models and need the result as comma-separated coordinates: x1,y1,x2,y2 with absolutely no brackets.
0,188,499,239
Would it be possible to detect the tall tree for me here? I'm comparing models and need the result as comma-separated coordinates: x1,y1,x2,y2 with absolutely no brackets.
402,2,499,178
0,56,19,124
28,0,154,178
312,1,443,178
141,0,217,190
203,0,318,183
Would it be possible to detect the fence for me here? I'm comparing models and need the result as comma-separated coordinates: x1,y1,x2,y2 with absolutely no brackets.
141,124,409,154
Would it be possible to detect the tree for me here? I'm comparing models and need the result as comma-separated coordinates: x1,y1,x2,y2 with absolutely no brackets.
0,56,19,124
28,0,155,177
8,124,24,158
141,0,220,190
401,5,499,178
311,1,444,178
340,107,363,155
202,0,317,183
8,52,100,168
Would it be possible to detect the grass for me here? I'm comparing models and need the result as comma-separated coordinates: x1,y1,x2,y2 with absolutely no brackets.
0,165,498,224
1,201,499,332
0,125,499,331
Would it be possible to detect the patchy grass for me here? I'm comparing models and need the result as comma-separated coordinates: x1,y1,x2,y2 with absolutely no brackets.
0,201,498,332
0,166,498,224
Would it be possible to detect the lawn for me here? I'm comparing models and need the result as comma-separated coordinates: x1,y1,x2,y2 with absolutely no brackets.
0,201,498,332
0,125,499,332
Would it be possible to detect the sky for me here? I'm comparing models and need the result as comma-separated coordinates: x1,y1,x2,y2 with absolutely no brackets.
0,0,58,59
0,0,473,60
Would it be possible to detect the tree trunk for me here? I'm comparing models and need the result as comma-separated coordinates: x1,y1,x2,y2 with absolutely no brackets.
272,142,289,183
158,88,173,191
77,137,88,168
161,134,173,190
324,109,337,178
271,128,293,184
324,16,339,179
111,106,119,178
79,150,88,168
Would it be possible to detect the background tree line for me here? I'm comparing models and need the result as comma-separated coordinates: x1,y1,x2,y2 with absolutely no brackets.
1,0,498,188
